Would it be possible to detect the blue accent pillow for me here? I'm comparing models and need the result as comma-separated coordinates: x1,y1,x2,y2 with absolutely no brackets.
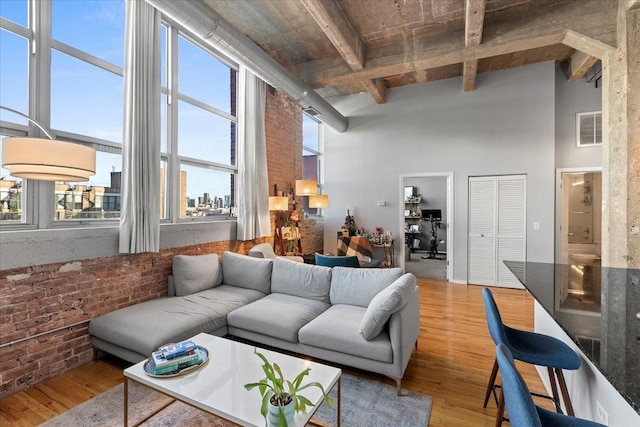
314,253,360,268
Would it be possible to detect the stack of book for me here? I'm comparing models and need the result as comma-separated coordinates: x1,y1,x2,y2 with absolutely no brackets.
150,340,202,375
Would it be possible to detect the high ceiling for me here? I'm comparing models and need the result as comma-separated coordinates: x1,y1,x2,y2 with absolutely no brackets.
202,0,617,103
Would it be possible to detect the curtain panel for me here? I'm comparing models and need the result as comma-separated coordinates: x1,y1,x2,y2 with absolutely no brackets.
236,66,271,240
119,0,161,253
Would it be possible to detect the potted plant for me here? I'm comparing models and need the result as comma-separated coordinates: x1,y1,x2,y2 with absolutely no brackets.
244,348,334,427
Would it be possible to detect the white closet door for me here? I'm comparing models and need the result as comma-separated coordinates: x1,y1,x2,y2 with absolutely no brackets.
496,176,526,288
468,175,526,288
468,177,496,285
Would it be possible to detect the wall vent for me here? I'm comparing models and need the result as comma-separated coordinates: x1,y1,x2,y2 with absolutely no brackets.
576,111,602,147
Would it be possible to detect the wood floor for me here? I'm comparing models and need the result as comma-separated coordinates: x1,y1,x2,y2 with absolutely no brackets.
0,279,555,426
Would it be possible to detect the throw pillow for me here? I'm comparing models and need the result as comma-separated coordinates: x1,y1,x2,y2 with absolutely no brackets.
172,253,223,296
359,274,416,340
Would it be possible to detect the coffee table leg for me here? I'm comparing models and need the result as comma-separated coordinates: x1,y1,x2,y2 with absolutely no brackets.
337,377,341,427
124,378,128,427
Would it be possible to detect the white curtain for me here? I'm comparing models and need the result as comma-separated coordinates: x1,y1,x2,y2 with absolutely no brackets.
119,0,161,253
236,66,271,240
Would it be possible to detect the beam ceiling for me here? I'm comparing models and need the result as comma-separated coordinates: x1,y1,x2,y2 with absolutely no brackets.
203,0,618,103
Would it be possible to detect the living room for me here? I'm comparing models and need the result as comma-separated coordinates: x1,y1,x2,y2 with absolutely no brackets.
1,0,639,426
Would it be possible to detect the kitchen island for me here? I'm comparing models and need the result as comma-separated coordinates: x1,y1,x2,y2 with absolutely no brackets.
505,261,639,425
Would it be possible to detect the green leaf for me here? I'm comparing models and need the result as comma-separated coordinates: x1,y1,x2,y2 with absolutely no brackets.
297,394,314,411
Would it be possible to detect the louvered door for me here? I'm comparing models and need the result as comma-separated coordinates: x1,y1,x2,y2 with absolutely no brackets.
496,176,526,287
468,175,526,288
468,177,496,285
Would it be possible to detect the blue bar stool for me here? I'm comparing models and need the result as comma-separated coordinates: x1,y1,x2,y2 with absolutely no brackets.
482,288,581,426
496,344,606,426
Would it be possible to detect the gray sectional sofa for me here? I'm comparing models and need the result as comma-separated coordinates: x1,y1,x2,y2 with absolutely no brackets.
88,251,420,391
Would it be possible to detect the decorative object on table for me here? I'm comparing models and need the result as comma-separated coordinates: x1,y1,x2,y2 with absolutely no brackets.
244,348,334,427
0,105,96,181
343,208,357,236
144,340,209,377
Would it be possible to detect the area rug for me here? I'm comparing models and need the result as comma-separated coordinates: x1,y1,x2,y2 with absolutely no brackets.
39,373,432,426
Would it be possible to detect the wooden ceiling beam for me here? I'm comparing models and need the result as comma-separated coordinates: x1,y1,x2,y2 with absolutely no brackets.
301,0,388,104
567,50,599,81
300,0,364,69
561,30,613,81
318,32,565,87
562,29,614,60
462,0,486,92
294,0,616,89
360,78,387,104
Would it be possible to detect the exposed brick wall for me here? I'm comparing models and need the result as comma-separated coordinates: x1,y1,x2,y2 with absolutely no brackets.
0,238,265,399
264,86,324,255
0,86,325,398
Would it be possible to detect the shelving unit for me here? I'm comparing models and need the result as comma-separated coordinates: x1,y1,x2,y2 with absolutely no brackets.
404,196,422,252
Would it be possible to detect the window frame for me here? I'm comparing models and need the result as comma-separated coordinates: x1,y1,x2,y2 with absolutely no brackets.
161,22,238,224
1,0,126,228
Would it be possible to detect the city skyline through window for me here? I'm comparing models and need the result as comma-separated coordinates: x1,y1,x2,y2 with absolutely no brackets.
0,0,238,223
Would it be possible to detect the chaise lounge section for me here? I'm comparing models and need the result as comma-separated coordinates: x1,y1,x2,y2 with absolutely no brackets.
89,251,420,391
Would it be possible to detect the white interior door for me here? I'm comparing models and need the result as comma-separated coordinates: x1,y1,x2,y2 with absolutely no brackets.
468,175,526,288
468,177,496,285
496,176,526,288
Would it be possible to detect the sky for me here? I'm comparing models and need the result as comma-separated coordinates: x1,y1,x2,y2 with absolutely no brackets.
0,0,240,203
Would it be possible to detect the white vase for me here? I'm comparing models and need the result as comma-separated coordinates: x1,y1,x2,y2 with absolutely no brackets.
267,398,294,427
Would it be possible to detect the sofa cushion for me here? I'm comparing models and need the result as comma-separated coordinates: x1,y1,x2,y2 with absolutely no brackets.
271,258,332,303
88,285,265,357
329,267,403,307
360,273,417,340
299,305,392,363
221,251,272,294
172,253,223,296
227,293,330,343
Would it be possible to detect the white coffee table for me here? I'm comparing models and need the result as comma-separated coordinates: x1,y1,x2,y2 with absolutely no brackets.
123,333,341,426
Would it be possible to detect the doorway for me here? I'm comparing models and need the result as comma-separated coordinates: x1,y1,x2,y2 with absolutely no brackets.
556,168,602,310
399,172,453,282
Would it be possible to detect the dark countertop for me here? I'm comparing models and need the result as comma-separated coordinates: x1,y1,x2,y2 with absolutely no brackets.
504,261,640,414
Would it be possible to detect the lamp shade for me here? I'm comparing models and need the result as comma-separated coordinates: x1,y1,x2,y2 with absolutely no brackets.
309,194,329,208
268,196,289,211
295,179,318,195
2,137,96,181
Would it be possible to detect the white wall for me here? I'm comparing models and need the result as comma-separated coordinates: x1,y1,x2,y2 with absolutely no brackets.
323,62,557,283
555,65,602,168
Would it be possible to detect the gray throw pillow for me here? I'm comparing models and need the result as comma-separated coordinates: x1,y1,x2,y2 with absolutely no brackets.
172,253,223,296
359,273,416,340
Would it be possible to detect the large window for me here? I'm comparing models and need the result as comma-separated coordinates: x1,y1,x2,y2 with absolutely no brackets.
0,0,125,225
302,113,321,216
161,26,237,221
0,1,237,227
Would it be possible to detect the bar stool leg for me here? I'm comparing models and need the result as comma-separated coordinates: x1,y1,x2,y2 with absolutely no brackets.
495,387,505,427
555,368,575,416
547,366,563,413
484,359,499,408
